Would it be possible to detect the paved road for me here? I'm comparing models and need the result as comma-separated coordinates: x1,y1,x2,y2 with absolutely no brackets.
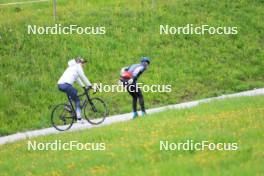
0,88,264,145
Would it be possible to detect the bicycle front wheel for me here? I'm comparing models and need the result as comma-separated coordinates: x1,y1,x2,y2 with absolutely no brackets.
51,104,75,131
84,98,108,125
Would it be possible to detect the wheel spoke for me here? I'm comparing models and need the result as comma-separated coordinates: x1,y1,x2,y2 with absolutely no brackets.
51,104,75,131
84,98,108,125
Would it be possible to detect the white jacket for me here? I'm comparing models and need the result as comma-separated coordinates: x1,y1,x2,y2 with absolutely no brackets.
58,59,92,87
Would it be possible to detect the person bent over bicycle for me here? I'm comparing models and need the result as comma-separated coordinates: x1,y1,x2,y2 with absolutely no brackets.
120,57,150,119
57,57,92,122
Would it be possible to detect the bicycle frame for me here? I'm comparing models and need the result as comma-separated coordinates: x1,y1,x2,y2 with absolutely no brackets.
66,89,96,119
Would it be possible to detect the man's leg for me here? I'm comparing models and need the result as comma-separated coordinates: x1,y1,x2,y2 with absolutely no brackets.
127,84,138,118
65,85,82,119
136,88,146,115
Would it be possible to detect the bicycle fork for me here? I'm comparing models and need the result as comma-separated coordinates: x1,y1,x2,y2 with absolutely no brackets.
86,97,98,113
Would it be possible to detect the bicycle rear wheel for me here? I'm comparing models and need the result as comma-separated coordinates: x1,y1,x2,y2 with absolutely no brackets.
84,98,108,125
51,104,75,131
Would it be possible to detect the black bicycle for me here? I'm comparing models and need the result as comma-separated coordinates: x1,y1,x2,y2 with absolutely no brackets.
51,87,108,131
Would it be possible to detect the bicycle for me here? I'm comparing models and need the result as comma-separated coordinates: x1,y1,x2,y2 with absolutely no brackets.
51,87,108,131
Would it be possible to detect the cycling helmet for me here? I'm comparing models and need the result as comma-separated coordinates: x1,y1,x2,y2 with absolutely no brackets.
141,57,150,64
75,56,87,64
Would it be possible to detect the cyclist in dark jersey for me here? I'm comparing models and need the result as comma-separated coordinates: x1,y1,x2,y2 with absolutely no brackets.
120,57,150,118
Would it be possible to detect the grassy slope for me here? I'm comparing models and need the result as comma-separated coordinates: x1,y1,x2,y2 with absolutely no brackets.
0,0,263,135
0,96,263,175
0,0,41,3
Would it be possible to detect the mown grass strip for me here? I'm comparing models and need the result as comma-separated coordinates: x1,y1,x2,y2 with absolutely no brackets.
0,96,263,175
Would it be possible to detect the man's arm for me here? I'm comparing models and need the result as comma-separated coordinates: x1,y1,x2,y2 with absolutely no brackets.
77,77,85,87
77,65,92,87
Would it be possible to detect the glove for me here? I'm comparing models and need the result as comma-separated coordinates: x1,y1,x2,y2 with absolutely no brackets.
83,85,92,91
128,78,133,84
87,85,93,90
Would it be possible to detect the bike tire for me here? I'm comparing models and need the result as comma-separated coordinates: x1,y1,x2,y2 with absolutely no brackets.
84,98,108,125
51,103,75,131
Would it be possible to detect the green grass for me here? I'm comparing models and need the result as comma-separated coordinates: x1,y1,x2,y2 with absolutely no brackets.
0,96,263,175
0,0,264,135
0,0,45,3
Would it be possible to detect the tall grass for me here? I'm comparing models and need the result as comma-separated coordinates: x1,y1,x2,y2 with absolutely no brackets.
0,0,263,135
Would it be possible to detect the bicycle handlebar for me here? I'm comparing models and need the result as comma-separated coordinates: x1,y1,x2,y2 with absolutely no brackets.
83,86,98,94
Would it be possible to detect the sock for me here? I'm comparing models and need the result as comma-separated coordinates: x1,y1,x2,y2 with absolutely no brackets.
76,108,82,119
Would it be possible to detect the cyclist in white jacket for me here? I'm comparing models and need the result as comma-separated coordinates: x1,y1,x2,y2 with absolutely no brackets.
58,57,92,121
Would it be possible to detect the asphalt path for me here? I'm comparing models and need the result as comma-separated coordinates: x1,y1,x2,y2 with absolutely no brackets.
0,88,263,145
